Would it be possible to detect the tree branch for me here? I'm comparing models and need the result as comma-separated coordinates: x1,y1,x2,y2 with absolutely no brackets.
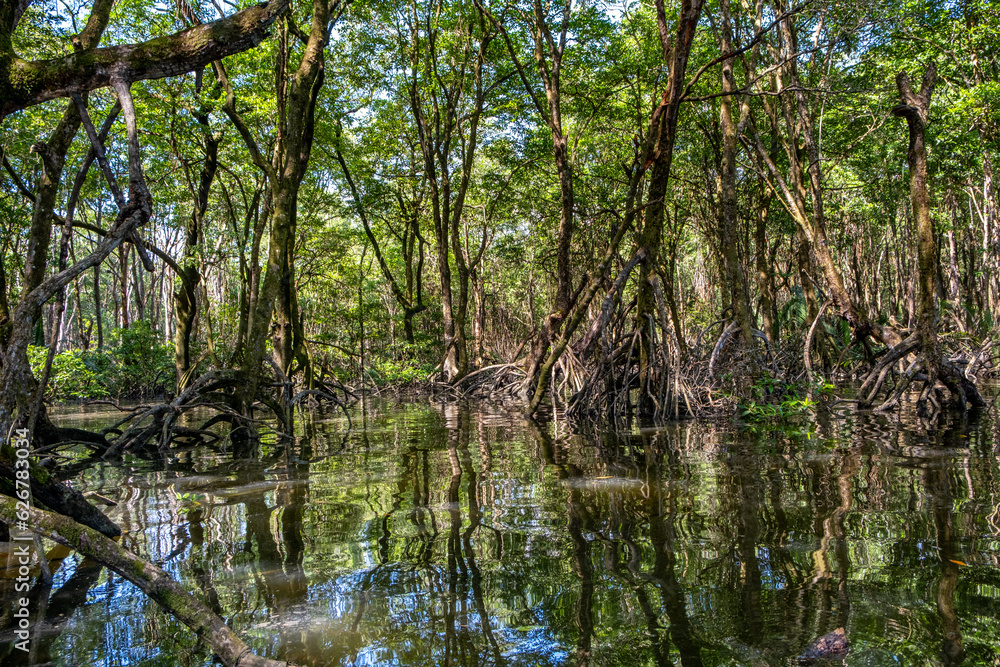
680,1,810,101
1,0,289,118
1,153,34,200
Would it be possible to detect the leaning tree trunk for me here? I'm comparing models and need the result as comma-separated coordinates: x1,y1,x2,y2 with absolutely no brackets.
0,498,290,667
522,0,704,418
749,4,900,361
0,454,120,537
0,0,289,442
0,0,114,443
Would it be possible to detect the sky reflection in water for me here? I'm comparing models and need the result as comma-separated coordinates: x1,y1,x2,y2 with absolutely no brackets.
3,398,1000,666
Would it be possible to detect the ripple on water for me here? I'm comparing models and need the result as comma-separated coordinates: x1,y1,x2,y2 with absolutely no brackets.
15,396,1000,666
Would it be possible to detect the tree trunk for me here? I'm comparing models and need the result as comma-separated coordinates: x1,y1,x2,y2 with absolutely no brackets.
406,7,491,382
717,0,753,345
333,142,426,347
0,456,120,537
94,264,103,348
516,0,575,393
240,3,338,422
0,0,113,439
0,0,289,118
749,3,900,352
893,65,940,386
118,244,130,330
754,189,778,343
0,498,290,667
634,0,705,417
174,90,218,390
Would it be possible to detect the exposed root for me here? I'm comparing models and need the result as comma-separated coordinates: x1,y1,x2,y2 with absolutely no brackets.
858,335,985,414
102,370,244,454
872,358,919,414
857,336,920,408
565,302,711,423
804,300,833,388
451,363,526,399
71,363,362,455
708,322,739,379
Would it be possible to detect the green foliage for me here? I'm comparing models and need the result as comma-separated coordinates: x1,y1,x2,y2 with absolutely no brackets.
91,321,175,399
4,0,999,417
736,374,818,422
738,395,816,422
367,354,438,386
779,290,809,330
27,346,108,399
31,322,174,401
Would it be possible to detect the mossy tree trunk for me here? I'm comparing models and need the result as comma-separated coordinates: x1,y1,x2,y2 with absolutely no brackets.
0,498,289,667
893,64,940,388
237,1,348,427
0,0,114,443
716,0,754,347
0,0,290,119
0,0,291,441
174,78,220,391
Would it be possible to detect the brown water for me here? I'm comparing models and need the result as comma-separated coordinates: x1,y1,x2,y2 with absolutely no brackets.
3,398,1000,666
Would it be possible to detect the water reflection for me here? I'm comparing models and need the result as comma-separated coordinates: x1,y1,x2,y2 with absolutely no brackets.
3,398,1000,665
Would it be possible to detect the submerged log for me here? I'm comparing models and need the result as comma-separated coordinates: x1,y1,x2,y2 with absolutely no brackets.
0,498,293,667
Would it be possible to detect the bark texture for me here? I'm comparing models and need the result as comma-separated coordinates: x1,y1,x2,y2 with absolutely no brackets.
634,0,705,416
717,0,754,345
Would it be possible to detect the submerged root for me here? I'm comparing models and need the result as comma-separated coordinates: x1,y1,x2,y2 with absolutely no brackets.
91,366,360,454
103,370,244,454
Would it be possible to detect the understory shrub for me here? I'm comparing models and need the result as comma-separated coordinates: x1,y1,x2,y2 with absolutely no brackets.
27,346,107,399
30,321,175,400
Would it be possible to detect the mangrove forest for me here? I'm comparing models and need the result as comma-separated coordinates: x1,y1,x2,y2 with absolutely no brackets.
1,0,999,663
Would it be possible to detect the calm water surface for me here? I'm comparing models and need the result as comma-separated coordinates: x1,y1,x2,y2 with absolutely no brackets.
4,398,1000,666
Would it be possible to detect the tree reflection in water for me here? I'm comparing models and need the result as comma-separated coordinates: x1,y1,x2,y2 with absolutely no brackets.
4,399,1000,665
